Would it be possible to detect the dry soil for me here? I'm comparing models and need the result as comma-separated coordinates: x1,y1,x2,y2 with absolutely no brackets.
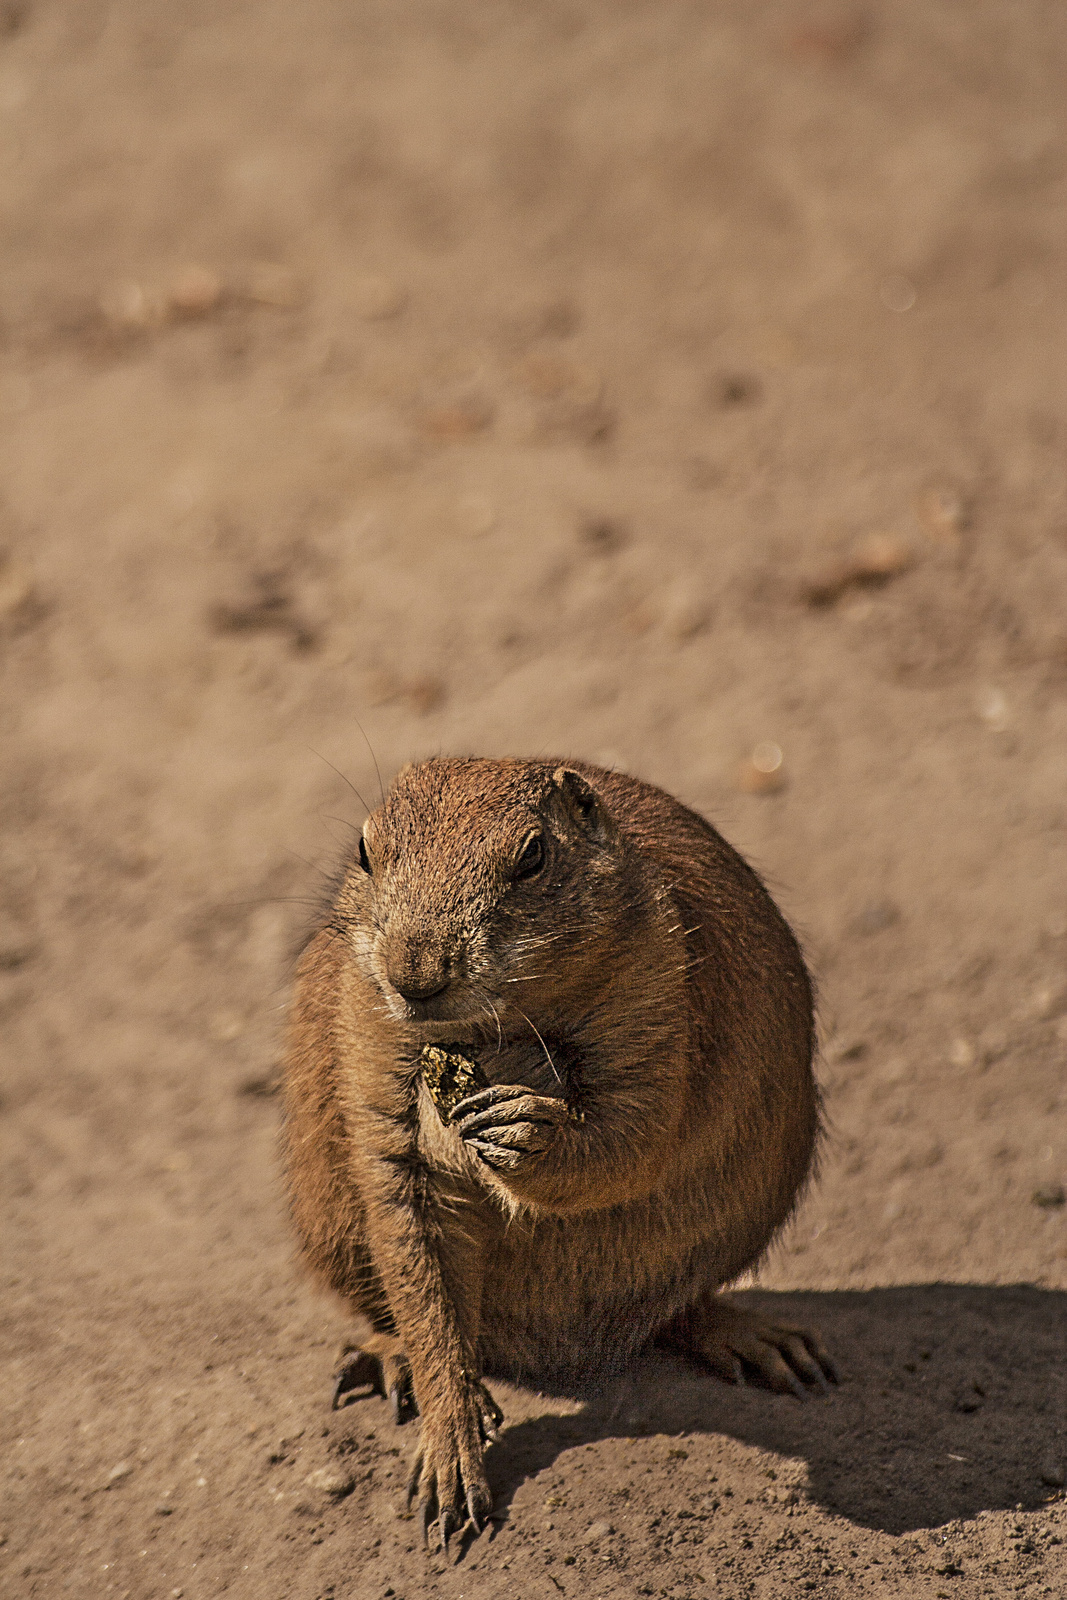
2,4,1066,1599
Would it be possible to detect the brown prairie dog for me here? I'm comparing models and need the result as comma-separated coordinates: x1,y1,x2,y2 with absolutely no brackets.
283,757,835,1551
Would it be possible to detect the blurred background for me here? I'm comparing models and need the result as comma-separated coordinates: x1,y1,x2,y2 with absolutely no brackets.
2,4,1065,1598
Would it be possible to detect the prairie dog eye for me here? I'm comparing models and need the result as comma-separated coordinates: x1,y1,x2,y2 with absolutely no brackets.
513,831,545,881
358,835,372,875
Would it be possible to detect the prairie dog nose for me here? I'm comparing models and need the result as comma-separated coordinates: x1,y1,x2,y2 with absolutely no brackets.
385,942,452,1002
392,970,451,1002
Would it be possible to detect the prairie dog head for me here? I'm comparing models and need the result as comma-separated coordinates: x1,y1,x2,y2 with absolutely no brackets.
339,757,647,1036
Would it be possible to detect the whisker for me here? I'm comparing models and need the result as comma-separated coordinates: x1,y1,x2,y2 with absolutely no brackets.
515,1007,562,1086
485,999,504,1054
350,713,386,807
224,895,327,909
283,846,327,874
307,746,373,818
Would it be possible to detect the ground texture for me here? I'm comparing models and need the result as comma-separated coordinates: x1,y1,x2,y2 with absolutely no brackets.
2,3,1066,1598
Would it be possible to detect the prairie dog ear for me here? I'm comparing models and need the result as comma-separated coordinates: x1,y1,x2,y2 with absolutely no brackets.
551,767,617,847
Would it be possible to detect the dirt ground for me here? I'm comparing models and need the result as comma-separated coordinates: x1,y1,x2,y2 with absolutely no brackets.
2,3,1066,1597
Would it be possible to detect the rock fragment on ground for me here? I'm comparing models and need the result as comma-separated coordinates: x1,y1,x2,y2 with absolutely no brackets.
801,532,915,606
914,485,968,543
167,265,223,317
305,1467,354,1498
736,741,786,794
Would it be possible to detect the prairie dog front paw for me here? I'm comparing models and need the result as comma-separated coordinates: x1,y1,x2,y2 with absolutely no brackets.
453,1083,572,1172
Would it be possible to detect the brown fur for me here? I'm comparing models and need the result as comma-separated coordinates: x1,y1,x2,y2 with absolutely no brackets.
282,757,833,1548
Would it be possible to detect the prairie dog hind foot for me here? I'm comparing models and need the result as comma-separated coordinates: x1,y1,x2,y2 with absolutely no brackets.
332,1330,417,1423
659,1293,840,1398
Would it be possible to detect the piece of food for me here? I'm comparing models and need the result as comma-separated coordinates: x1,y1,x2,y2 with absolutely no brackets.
419,1046,489,1122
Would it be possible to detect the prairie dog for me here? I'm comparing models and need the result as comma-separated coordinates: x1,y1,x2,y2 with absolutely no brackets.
283,757,834,1548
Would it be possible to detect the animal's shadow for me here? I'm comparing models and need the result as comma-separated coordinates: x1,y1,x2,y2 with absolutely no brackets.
483,1285,1065,1536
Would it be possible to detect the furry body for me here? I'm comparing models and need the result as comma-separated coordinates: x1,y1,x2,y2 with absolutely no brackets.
283,758,828,1544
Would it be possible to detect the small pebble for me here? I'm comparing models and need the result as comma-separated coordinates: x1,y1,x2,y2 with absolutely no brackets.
976,688,1009,731
849,532,914,580
154,1503,175,1517
99,280,166,330
246,262,304,308
736,742,785,795
1029,983,1065,1021
305,1467,355,1497
1032,1185,1066,1209
914,486,967,543
107,1461,134,1485
346,274,407,320
801,532,914,606
167,265,223,317
583,1520,613,1544
880,274,917,313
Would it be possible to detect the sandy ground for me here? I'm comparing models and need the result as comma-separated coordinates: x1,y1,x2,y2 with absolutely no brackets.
2,3,1067,1597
